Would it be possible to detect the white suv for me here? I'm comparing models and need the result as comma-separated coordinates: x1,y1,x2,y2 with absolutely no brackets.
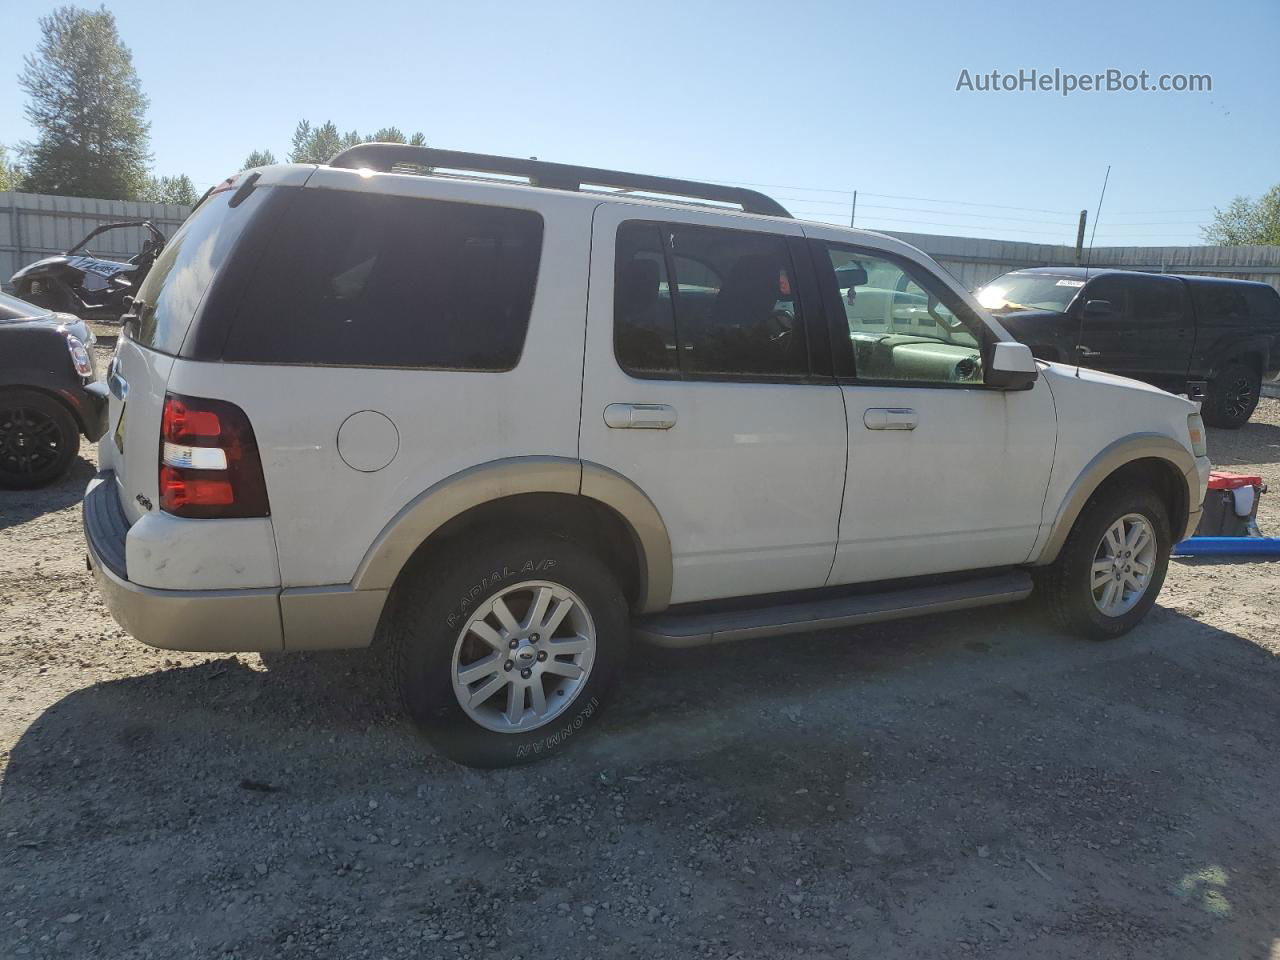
84,146,1211,767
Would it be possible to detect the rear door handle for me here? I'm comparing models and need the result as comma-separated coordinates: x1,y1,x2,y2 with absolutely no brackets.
604,403,677,430
863,407,917,431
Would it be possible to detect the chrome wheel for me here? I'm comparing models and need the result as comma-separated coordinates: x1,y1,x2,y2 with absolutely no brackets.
451,580,596,733
1091,513,1157,617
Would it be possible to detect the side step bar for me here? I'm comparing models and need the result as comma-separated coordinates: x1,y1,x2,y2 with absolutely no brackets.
633,571,1033,648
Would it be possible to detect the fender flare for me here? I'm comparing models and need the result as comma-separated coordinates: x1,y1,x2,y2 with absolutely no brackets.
350,456,674,613
1031,433,1196,565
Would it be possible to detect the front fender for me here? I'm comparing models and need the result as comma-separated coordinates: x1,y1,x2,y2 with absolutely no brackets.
1031,433,1197,564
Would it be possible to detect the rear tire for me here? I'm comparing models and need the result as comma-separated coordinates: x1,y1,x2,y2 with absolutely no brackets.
1202,361,1260,429
381,533,629,768
1039,486,1171,640
0,390,80,489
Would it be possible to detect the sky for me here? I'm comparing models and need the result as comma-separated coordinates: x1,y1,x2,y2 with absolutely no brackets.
1,0,1277,247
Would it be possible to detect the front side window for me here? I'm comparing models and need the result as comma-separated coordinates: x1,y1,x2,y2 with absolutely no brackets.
819,244,986,385
1128,275,1183,323
221,191,543,370
1083,276,1132,321
613,221,808,380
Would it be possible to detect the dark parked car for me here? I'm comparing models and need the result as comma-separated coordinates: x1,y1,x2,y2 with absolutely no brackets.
977,267,1280,427
0,292,108,488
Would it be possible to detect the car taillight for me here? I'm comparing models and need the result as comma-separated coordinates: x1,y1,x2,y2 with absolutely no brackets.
159,393,269,518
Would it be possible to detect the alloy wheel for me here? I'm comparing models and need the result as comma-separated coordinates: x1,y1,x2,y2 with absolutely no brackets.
1091,513,1157,617
0,406,64,478
451,580,597,733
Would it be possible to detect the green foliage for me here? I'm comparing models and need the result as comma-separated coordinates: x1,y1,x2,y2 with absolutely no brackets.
0,143,24,191
18,5,151,200
140,173,198,205
1203,186,1280,246
243,149,277,169
288,120,426,163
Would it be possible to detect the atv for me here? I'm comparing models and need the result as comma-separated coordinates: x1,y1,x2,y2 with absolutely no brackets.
9,220,166,323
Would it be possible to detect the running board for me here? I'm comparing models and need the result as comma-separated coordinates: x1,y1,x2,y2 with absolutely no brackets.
633,571,1034,648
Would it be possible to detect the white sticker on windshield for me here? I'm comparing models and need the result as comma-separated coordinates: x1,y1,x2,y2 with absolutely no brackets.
1055,279,1085,287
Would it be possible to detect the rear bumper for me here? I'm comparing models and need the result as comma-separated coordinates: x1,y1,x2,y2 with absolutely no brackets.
82,472,386,653
83,473,284,652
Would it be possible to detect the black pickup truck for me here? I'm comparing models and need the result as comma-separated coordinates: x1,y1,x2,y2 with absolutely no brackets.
977,267,1280,427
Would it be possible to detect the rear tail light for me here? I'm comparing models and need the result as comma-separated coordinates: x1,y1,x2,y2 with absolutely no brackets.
159,393,269,518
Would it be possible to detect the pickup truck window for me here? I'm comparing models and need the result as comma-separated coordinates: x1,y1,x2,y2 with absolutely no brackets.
1193,284,1251,325
1128,275,1183,324
1083,276,1131,320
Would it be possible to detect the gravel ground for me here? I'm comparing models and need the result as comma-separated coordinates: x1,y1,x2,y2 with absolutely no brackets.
3,354,1280,959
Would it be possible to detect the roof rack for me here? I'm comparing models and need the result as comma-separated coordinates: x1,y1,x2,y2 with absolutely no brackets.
326,143,793,219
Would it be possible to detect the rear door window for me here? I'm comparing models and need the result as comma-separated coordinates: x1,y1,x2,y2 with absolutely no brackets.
221,191,543,370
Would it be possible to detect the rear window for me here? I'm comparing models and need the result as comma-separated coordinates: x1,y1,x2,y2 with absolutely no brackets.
220,190,543,370
132,186,273,355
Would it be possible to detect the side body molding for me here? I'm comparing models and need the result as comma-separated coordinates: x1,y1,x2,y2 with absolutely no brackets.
351,456,674,613
1029,433,1197,566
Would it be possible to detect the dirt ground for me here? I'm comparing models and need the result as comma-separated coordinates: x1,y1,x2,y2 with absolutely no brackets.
3,351,1280,959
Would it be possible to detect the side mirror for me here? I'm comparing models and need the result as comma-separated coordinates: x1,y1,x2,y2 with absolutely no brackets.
987,341,1039,390
1084,299,1116,317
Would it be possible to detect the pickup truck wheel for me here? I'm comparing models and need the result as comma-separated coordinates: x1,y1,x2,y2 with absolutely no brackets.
0,390,80,490
382,534,628,768
1039,487,1170,640
1202,362,1260,429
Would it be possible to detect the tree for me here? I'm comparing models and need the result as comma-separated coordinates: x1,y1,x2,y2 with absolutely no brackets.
0,144,23,191
1203,186,1280,246
288,120,425,163
140,173,197,205
18,6,151,200
243,149,277,169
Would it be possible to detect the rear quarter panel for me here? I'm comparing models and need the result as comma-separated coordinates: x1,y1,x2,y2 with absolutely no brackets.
165,175,596,589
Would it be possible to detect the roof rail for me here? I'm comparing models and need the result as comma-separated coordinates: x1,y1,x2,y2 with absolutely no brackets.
326,143,793,219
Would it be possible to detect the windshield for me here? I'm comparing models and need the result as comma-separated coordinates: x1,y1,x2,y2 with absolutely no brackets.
976,273,1084,314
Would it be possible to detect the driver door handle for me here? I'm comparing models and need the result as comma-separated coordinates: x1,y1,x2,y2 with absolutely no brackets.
863,407,917,431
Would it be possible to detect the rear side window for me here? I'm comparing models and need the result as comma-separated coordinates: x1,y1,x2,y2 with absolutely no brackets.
1192,284,1250,325
1242,285,1280,324
133,186,272,355
613,221,807,380
221,191,543,370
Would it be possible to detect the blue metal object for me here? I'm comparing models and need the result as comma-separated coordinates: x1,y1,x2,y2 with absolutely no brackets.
1173,537,1280,557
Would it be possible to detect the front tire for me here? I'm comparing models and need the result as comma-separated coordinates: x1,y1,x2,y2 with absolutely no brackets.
1202,361,1260,429
382,533,629,768
1039,487,1171,640
0,390,80,489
